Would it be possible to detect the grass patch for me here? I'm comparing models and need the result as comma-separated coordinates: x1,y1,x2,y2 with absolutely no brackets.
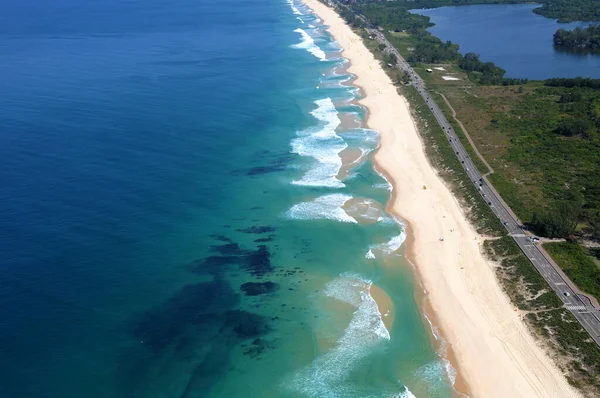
484,236,563,310
526,309,600,393
544,242,600,303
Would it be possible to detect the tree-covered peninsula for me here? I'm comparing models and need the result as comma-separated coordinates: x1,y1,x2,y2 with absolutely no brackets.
554,25,600,50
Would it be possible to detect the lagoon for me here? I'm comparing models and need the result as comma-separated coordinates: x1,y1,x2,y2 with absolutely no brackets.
412,4,600,80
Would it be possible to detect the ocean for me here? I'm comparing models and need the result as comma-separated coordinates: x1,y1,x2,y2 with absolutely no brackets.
0,0,455,396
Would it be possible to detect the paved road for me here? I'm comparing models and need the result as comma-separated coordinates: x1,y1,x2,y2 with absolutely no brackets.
365,26,600,346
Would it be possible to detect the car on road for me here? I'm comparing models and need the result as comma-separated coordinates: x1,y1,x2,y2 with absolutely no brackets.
487,201,492,205
456,151,459,155
564,292,571,297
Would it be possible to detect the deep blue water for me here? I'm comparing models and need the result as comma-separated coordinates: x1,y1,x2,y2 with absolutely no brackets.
412,4,600,79
0,0,305,395
0,0,453,396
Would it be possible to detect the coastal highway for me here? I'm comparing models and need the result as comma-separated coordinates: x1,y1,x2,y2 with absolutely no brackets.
363,25,600,346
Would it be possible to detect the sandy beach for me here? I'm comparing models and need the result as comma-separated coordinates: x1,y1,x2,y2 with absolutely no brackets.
302,0,580,396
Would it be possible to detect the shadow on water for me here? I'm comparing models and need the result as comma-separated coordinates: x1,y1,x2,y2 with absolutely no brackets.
554,45,600,57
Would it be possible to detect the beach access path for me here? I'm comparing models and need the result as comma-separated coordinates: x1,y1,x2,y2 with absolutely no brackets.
301,0,583,396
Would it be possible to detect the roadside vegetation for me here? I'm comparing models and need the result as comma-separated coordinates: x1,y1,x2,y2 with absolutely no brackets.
544,242,600,303
485,237,600,394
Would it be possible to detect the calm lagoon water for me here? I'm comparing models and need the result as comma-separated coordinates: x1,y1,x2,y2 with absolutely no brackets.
0,0,454,396
412,4,600,79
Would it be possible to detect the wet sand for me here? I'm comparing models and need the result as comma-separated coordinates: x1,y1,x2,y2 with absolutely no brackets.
370,284,395,332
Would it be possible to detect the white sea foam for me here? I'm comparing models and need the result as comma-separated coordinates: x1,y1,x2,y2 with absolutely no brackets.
287,0,303,15
379,232,407,253
296,16,304,23
374,182,393,191
292,28,326,61
443,358,457,386
374,168,394,192
413,360,454,394
347,197,382,223
389,387,418,398
423,316,457,386
366,232,407,259
291,98,346,187
286,194,356,223
365,249,375,259
284,273,389,396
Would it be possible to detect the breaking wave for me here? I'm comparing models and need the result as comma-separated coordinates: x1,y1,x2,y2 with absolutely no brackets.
292,28,326,61
291,98,347,187
283,273,391,396
285,194,356,223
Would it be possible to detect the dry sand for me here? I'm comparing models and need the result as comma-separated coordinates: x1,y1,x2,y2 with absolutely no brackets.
301,1,580,397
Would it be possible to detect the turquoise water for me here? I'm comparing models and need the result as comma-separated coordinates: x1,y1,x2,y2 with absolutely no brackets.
412,4,600,79
0,0,454,396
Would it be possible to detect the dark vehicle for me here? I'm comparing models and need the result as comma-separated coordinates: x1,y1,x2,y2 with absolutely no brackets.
461,160,464,164
487,201,492,205
456,151,459,155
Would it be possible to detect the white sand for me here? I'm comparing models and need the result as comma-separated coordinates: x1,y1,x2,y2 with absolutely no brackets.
442,76,460,81
301,1,580,397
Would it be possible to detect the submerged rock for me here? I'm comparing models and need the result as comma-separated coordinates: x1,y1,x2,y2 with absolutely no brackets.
236,226,277,234
240,281,280,296
222,310,270,339
134,280,239,353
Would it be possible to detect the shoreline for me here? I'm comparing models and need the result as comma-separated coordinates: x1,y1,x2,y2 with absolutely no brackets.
301,0,581,397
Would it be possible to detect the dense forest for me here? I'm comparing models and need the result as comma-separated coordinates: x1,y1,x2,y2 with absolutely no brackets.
554,25,600,50
533,0,600,23
346,0,600,23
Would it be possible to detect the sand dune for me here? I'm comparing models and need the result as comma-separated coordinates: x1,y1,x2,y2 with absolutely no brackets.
301,1,580,396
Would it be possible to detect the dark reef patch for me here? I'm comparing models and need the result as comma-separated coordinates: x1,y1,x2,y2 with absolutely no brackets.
125,278,275,397
236,225,276,234
253,235,275,243
133,280,239,353
189,255,243,271
222,309,270,339
210,242,245,255
209,234,233,243
246,164,286,176
241,281,280,296
243,338,274,359
190,241,274,277
243,245,273,276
